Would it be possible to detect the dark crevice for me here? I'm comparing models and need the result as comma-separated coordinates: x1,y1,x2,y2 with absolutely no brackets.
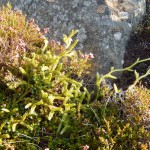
118,1,150,89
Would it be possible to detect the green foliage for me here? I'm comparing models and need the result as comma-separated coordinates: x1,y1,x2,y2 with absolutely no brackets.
0,3,150,150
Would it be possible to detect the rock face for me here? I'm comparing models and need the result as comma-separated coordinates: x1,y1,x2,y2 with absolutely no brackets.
0,0,146,74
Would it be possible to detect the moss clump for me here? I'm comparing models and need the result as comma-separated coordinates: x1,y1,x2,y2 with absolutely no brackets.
125,85,150,128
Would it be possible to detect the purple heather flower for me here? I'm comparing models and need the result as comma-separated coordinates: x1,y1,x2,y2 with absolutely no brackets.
41,28,49,34
0,17,4,22
80,52,94,60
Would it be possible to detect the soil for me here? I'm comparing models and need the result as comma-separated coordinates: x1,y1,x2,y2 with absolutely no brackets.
118,2,150,89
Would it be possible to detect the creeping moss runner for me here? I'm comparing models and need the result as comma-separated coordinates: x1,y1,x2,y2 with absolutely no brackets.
0,3,150,150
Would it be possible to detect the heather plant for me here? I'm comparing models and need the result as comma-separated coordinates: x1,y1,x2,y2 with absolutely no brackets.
0,3,45,69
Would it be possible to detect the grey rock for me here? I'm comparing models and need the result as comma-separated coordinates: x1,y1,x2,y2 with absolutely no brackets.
97,5,107,13
119,12,129,20
114,32,122,41
0,0,146,75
